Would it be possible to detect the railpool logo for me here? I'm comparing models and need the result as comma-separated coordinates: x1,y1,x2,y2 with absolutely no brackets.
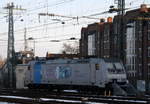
56,66,72,79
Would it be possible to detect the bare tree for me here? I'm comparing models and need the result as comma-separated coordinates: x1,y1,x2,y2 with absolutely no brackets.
0,56,5,69
61,41,79,54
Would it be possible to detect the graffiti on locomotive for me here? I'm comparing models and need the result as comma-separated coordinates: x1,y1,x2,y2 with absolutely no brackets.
56,66,72,79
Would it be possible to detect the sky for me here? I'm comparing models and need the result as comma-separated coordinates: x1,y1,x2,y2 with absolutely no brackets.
0,0,150,58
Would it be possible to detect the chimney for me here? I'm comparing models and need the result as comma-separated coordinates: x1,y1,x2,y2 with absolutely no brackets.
107,17,113,23
140,4,148,13
100,18,105,23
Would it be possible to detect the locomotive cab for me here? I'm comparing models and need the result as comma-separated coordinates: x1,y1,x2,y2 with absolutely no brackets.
105,59,127,84
103,59,137,96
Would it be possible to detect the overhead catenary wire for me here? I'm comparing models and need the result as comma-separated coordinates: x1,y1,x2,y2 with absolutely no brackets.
1,2,147,38
0,37,79,46
27,0,76,13
0,8,111,36
0,32,81,42
0,16,96,37
2,8,134,41
0,4,139,36
0,0,76,25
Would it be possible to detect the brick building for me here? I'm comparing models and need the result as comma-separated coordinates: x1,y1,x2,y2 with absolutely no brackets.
80,17,116,58
124,4,150,92
80,4,150,93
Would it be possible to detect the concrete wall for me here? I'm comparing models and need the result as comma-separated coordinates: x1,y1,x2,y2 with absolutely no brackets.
16,65,28,89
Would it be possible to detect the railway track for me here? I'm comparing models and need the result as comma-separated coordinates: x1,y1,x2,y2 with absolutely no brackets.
0,89,149,104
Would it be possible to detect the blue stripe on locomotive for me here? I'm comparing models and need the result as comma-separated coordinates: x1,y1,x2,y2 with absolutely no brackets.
33,62,42,84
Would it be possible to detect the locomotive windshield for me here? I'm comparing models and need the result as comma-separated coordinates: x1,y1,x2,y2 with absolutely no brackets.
107,63,115,73
107,62,125,74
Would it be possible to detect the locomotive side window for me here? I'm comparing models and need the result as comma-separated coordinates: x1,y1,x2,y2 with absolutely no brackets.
95,64,99,70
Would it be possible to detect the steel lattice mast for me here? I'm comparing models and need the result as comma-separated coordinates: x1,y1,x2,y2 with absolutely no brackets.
117,0,125,15
2,3,16,88
115,0,125,61
119,0,125,61
2,3,26,88
7,3,15,88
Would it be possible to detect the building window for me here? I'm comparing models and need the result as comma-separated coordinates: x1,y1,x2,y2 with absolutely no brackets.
132,73,135,77
148,47,150,57
88,34,95,56
148,21,150,40
137,21,142,41
114,36,117,44
148,30,150,40
139,64,142,77
148,64,150,76
139,48,142,57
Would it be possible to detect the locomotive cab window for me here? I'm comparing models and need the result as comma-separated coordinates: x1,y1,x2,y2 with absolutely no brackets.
107,63,115,73
114,63,124,73
95,64,99,70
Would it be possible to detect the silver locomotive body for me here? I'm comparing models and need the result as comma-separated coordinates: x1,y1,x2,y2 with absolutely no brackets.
24,58,127,89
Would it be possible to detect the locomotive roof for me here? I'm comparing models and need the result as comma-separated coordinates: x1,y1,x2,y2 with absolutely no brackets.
45,58,121,64
28,58,122,64
46,58,101,64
